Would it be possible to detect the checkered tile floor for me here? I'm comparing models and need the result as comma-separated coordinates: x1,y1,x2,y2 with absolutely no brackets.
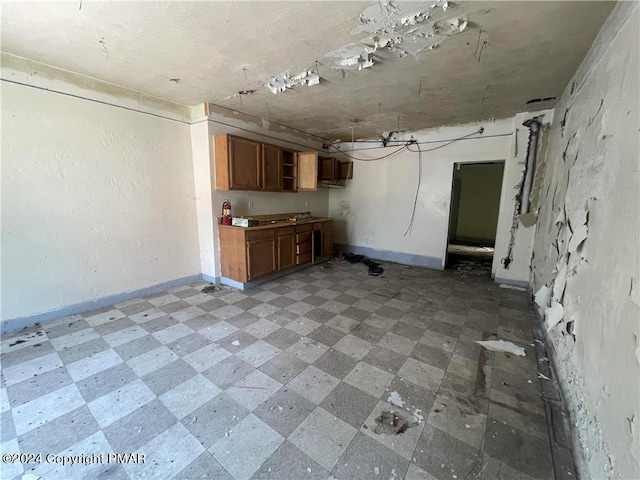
1,261,555,480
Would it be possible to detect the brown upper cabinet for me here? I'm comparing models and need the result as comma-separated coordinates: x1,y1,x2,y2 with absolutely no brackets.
214,133,317,192
318,157,353,182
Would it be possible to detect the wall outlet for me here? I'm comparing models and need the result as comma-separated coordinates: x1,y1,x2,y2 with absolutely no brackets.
305,200,309,208
248,201,253,209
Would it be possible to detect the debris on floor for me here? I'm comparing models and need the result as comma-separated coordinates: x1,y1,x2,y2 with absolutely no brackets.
499,283,527,291
373,410,416,435
344,253,384,276
201,284,222,293
476,339,526,356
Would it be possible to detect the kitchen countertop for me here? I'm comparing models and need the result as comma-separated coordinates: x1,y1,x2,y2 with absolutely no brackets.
218,217,332,231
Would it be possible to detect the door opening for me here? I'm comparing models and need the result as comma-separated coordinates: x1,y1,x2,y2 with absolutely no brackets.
445,161,505,277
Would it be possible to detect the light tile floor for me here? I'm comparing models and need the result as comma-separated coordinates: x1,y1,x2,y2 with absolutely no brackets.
1,261,559,480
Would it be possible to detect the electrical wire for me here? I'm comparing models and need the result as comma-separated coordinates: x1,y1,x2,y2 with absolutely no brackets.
328,143,410,161
403,141,422,237
330,128,492,155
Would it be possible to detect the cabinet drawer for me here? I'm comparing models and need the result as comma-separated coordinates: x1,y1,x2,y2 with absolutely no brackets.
297,242,312,254
277,226,296,236
246,229,275,241
296,232,312,244
296,224,312,233
297,252,312,265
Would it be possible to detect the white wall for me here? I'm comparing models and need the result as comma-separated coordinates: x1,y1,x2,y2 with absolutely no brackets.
328,113,550,285
1,78,200,323
190,105,330,279
530,3,639,479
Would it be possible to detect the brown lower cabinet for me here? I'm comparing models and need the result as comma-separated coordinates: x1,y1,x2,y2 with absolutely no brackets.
219,220,332,285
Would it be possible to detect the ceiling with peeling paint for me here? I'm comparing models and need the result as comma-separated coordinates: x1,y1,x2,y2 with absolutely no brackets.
1,1,614,140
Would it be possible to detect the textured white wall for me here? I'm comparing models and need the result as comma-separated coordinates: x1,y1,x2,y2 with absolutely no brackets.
1,81,200,321
328,114,549,284
530,3,639,479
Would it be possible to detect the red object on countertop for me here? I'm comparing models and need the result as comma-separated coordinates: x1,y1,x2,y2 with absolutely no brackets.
222,199,232,225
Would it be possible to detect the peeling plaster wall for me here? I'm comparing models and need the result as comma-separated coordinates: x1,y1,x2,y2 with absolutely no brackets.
190,106,330,279
1,80,200,323
328,112,551,284
529,3,640,479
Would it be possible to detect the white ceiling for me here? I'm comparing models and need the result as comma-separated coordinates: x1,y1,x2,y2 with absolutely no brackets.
1,1,614,140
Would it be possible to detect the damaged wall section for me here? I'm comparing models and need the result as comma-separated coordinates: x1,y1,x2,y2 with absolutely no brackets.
529,3,639,479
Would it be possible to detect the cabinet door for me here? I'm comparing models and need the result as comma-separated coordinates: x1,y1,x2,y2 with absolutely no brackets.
323,223,333,258
319,157,338,181
247,238,277,281
229,136,262,190
297,152,318,191
262,144,283,191
278,234,296,271
339,161,353,180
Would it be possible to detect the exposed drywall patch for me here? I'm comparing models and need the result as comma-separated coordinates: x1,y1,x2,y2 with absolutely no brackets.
326,0,468,70
266,70,320,94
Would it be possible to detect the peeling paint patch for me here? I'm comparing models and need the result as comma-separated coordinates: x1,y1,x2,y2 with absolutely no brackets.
266,70,320,94
327,0,469,70
545,301,565,331
476,340,526,356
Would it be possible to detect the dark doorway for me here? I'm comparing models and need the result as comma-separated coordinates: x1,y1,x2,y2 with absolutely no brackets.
445,161,505,277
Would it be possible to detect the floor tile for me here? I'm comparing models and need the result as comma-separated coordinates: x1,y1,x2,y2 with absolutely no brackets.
236,340,281,368
398,357,445,392
313,348,359,380
481,453,539,480
250,440,329,480
483,418,554,479
333,432,410,480
2,352,64,387
320,381,378,428
350,322,387,343
379,332,417,356
198,320,239,342
244,318,281,339
363,346,407,375
175,452,234,480
123,422,204,480
333,335,373,360
6,366,73,408
428,390,488,449
325,315,359,333
259,352,308,384
66,348,123,382
285,318,321,336
286,338,329,364
306,325,345,347
183,392,249,449
183,343,231,372
413,424,482,479
289,407,357,472
210,414,284,480
159,374,221,419
103,398,177,453
344,361,394,398
88,379,156,428
253,387,316,437
202,356,255,390
288,365,340,404
16,405,99,457
226,370,282,411
262,327,302,350
12,383,86,436
126,345,178,377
